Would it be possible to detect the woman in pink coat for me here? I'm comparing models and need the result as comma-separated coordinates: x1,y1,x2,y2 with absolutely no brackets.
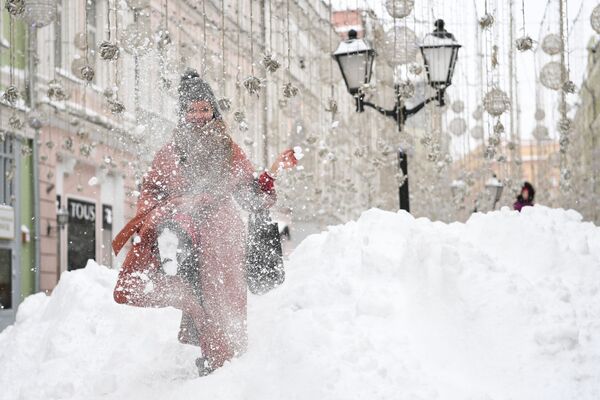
112,69,296,375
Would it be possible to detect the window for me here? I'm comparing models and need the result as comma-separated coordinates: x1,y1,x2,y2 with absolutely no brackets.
0,137,15,206
0,248,12,310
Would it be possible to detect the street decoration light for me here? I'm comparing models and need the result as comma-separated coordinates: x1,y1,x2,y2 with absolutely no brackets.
485,175,504,210
332,19,461,211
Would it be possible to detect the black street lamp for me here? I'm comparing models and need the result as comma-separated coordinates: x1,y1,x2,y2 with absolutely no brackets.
333,19,461,211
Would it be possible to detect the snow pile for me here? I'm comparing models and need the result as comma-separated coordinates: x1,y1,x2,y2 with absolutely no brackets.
1,206,600,399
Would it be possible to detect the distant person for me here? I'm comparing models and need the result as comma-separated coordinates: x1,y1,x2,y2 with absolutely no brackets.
514,182,535,212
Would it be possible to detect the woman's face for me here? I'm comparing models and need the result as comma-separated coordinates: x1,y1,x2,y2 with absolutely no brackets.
184,100,214,128
522,188,529,201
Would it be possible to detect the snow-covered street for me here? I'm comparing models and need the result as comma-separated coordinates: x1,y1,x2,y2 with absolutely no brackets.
2,206,599,400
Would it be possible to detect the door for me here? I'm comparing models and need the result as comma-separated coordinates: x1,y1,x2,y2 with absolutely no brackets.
67,198,96,270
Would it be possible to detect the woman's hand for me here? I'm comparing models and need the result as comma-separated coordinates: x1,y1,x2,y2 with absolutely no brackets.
269,148,298,176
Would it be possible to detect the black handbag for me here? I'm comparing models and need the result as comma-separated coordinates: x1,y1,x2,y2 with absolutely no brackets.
246,209,285,295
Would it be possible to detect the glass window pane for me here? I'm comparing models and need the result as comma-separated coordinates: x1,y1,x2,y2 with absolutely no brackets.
0,249,12,310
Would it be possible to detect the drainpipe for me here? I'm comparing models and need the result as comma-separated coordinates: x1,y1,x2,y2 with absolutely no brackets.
27,26,41,293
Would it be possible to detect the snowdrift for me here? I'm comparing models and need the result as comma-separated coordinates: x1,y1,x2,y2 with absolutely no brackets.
1,206,600,400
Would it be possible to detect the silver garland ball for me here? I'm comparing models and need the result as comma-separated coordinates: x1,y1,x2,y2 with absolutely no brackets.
532,125,549,141
47,79,67,101
74,32,88,50
9,115,23,130
534,108,545,121
472,105,483,120
23,0,56,28
108,99,125,114
396,80,415,100
562,80,576,94
218,98,232,112
384,26,418,66
408,63,423,76
2,86,20,105
234,110,246,123
451,100,465,114
541,34,562,56
449,118,467,136
27,113,43,130
262,54,281,73
479,13,494,29
540,61,567,90
5,0,25,16
243,76,263,97
80,65,95,82
494,120,505,134
559,135,570,152
515,35,533,51
557,118,572,134
99,41,119,61
283,82,299,98
470,125,484,139
592,5,600,34
384,0,414,18
483,88,510,116
155,27,171,50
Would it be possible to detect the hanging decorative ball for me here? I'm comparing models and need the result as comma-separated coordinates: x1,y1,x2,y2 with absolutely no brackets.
479,13,494,29
243,76,263,97
562,80,576,94
283,82,299,98
559,135,570,152
46,140,55,149
534,108,545,121
384,26,418,66
470,125,484,139
483,88,510,116
325,98,338,115
80,65,95,82
515,35,533,51
234,110,246,123
384,0,414,18
557,117,572,134
451,100,465,114
99,41,119,60
76,128,88,139
121,21,153,56
278,98,288,108
541,34,563,56
591,5,600,34
449,118,467,136
73,32,88,50
155,27,171,50
408,63,423,76
494,120,505,134
27,113,43,130
262,54,281,73
243,136,254,146
218,98,232,112
5,0,25,16
2,86,20,105
472,105,483,120
108,99,125,114
47,79,67,101
63,137,73,151
8,115,23,130
125,0,150,10
21,145,32,157
80,144,92,157
23,0,56,28
396,80,415,99
540,61,567,90
71,57,87,79
532,125,549,141
238,120,249,132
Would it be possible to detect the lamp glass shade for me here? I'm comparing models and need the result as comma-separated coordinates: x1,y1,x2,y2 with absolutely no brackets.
333,32,376,95
419,21,461,89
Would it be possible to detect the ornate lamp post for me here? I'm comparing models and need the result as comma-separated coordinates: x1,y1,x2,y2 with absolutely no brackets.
332,20,461,211
485,175,504,210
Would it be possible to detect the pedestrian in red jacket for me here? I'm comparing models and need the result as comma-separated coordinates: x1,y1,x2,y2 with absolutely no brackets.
112,69,296,376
